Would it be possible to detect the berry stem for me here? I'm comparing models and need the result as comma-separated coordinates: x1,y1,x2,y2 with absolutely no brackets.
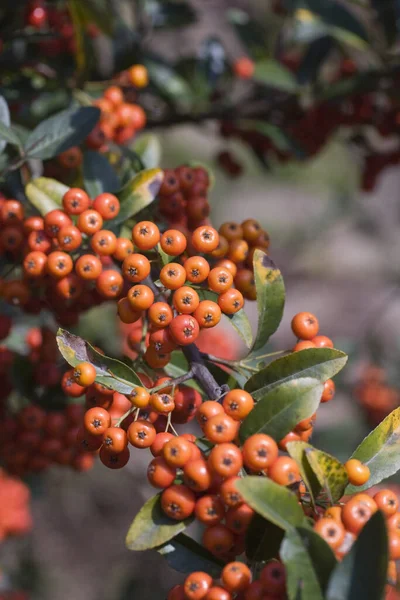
243,349,288,362
115,406,137,427
149,370,194,393
182,344,229,400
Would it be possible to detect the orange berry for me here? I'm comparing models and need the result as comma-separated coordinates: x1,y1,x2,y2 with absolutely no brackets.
132,221,160,250
314,518,345,549
291,312,319,340
345,459,370,486
268,456,300,486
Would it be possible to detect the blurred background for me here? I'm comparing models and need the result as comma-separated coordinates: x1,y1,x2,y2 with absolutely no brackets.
2,0,400,598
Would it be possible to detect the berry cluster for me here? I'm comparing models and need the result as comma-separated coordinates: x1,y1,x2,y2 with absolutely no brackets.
158,166,212,232
217,220,269,302
1,400,92,476
0,468,32,542
25,0,76,52
90,77,147,147
0,191,131,325
278,312,337,450
312,485,399,585
224,54,400,192
168,560,286,600
115,222,247,366
355,365,399,426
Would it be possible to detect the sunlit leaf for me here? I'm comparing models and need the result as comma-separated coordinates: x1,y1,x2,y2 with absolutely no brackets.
251,250,285,352
57,328,142,394
25,106,100,160
25,177,69,215
346,407,400,494
126,495,193,551
157,533,223,577
235,477,307,531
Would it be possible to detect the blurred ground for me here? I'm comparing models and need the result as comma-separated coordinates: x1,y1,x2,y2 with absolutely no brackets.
3,124,400,600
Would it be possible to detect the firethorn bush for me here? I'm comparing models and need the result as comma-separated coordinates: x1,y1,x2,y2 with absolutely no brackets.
2,1,400,599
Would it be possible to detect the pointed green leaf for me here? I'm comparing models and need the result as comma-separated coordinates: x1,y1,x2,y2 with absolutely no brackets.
287,441,321,506
301,0,369,44
251,250,285,352
240,377,324,443
56,328,141,394
133,134,162,170
346,407,400,494
83,150,120,198
281,526,337,600
145,60,194,111
245,513,284,562
326,511,388,600
225,309,253,349
126,495,193,551
113,168,164,226
24,106,100,160
306,448,348,503
245,348,348,400
25,177,69,215
0,97,22,152
254,59,298,92
157,533,223,577
0,124,23,152
235,477,307,531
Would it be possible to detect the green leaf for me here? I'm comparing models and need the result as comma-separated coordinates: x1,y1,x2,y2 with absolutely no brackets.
245,348,348,400
281,526,337,600
326,511,388,600
227,9,268,60
83,151,120,198
30,90,70,120
238,119,304,159
126,495,193,551
240,377,323,443
287,441,321,506
132,134,162,170
145,60,194,111
251,250,285,352
0,122,23,153
241,348,347,442
304,0,369,42
0,96,21,152
225,309,253,349
113,168,164,226
371,0,398,46
245,513,284,562
144,0,196,28
25,177,69,215
56,328,142,394
254,59,298,92
345,407,400,494
292,3,369,49
77,0,114,36
235,477,307,531
164,351,203,393
157,533,223,577
24,106,100,160
305,448,348,504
